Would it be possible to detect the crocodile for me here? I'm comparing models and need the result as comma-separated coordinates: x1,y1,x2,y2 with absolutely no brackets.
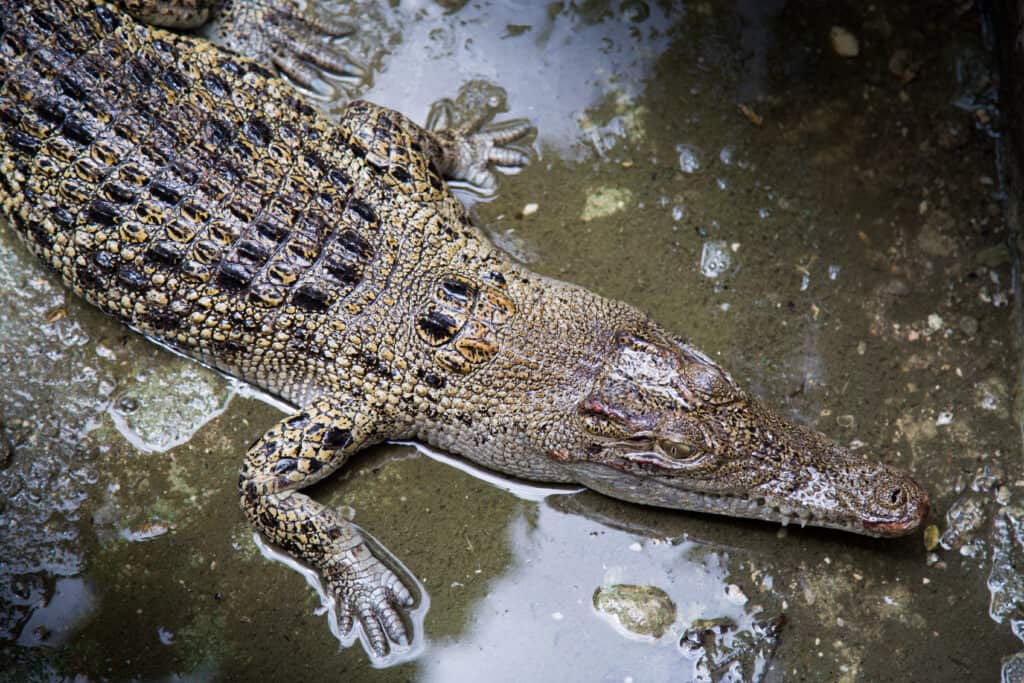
0,0,929,659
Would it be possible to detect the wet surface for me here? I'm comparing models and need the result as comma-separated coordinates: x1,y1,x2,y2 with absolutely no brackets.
1,0,1021,680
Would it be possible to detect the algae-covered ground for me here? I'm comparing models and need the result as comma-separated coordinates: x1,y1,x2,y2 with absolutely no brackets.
2,1,1022,681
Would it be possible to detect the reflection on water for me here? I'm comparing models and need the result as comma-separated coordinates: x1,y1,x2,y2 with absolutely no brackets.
356,0,677,157
419,503,778,682
15,578,95,649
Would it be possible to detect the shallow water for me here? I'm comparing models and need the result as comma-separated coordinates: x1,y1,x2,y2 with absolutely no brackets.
1,0,1021,680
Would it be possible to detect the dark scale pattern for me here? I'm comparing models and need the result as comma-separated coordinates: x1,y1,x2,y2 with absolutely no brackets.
0,0,455,403
0,1,530,655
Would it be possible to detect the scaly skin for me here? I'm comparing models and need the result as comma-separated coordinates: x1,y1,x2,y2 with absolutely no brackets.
0,0,929,659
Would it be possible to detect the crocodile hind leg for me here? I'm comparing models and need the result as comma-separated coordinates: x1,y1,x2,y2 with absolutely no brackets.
114,0,364,96
201,0,364,96
239,396,415,656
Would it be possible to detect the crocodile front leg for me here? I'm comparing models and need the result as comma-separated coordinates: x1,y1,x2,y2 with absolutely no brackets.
423,102,534,191
427,122,533,191
238,396,415,656
340,99,533,194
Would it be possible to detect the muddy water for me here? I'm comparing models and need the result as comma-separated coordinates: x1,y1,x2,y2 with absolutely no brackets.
1,1,1021,680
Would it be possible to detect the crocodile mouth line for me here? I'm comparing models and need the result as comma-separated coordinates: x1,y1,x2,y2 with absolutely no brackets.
660,487,863,534
649,483,924,538
571,460,924,538
605,451,870,533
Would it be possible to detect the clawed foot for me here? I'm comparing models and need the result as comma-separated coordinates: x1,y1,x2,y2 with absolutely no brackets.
426,84,534,193
204,0,365,97
324,540,416,657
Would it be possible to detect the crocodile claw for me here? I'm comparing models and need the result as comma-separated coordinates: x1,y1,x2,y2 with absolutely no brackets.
425,90,534,193
325,544,415,658
444,122,533,191
204,0,365,97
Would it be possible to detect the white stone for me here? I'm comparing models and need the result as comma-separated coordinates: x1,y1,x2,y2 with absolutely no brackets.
830,26,860,58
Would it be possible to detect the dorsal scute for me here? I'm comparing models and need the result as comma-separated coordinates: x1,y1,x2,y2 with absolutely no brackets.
414,271,515,374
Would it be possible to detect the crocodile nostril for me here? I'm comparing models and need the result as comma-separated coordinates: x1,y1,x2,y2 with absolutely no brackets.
888,486,907,507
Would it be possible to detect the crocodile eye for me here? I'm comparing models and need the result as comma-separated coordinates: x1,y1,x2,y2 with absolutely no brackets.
667,443,690,458
870,477,911,511
658,439,701,463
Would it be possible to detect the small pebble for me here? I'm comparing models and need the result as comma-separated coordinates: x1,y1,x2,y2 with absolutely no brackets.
959,315,979,336
725,584,748,605
593,585,676,638
677,144,701,173
885,279,910,296
830,26,860,57
996,486,1011,506
45,306,67,323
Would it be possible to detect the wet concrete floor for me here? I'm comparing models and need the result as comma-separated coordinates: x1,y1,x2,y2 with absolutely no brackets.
1,0,1022,680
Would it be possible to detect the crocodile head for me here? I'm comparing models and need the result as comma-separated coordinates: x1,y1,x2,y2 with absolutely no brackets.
547,330,929,537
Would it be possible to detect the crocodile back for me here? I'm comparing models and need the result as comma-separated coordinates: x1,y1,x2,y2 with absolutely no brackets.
0,0,446,404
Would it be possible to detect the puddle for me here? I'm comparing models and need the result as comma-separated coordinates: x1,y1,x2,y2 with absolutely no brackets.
419,505,782,682
1,0,1022,681
347,0,677,158
15,578,96,649
108,362,234,455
